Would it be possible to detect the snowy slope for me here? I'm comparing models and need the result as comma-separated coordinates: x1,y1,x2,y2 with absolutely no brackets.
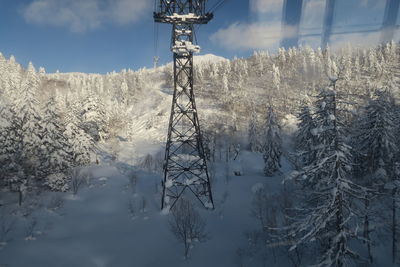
193,54,228,65
0,142,290,267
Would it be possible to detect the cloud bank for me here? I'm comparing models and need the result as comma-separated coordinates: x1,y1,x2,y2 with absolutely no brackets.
212,0,387,52
22,0,150,33
214,0,285,51
210,22,300,51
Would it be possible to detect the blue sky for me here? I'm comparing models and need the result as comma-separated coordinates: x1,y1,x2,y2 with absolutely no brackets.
0,0,398,74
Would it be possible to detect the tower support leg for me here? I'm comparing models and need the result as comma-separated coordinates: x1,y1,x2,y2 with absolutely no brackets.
161,23,214,210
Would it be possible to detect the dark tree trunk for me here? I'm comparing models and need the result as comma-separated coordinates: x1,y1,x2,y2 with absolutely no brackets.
18,189,22,206
393,188,397,264
336,193,344,267
364,197,373,262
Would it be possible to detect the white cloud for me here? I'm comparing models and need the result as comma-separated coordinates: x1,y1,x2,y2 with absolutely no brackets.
249,0,283,14
300,31,384,51
249,0,283,22
210,22,299,51
109,0,149,25
329,31,381,50
211,22,385,52
22,0,150,33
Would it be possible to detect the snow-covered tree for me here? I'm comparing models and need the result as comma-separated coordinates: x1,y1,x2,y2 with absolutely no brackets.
120,80,129,105
79,94,108,141
4,55,23,100
45,173,69,192
263,107,282,176
354,89,397,183
0,107,19,175
0,105,24,189
289,83,366,267
41,97,72,175
248,110,261,152
353,89,398,262
64,122,94,166
222,74,229,93
295,105,317,166
14,62,43,177
169,198,208,259
309,87,341,182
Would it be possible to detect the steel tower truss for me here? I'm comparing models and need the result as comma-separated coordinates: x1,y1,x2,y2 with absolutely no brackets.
154,0,214,210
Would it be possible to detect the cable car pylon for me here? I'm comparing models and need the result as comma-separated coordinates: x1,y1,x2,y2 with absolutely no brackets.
154,1,215,210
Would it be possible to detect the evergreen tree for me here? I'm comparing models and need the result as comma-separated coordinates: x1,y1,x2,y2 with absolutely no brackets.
0,107,26,201
0,53,7,96
120,80,129,105
354,90,397,183
0,105,24,189
41,97,72,175
79,94,108,141
295,105,317,166
353,89,398,262
64,122,93,166
248,109,261,152
5,55,23,100
263,107,282,176
14,62,43,177
289,84,366,267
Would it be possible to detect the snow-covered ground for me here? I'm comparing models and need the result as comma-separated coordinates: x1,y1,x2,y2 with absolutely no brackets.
1,46,399,266
0,137,291,267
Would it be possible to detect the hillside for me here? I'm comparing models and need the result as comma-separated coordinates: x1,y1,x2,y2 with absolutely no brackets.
1,43,400,266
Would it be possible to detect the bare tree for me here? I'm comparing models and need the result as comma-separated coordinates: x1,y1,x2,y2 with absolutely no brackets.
46,194,65,212
249,186,304,267
128,197,137,219
235,248,246,267
70,168,85,195
140,154,154,171
128,172,137,194
140,196,147,213
25,217,37,240
0,209,15,245
250,188,278,263
169,199,208,258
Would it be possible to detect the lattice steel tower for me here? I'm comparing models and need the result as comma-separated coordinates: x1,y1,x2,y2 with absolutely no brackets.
154,1,214,210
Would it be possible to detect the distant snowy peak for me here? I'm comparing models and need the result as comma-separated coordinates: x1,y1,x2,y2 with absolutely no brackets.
193,54,228,65
158,53,228,70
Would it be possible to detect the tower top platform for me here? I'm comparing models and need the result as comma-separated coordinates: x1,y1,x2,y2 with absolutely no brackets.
154,0,213,24
154,12,213,24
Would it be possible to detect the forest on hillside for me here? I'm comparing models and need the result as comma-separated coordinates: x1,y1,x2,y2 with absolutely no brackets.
1,42,400,266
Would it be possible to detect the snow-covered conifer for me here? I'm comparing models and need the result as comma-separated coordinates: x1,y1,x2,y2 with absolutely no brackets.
38,67,46,78
263,107,282,176
354,89,397,184
44,173,69,192
41,97,72,175
5,56,23,99
79,94,108,141
272,64,280,90
222,74,229,93
0,105,24,188
14,62,43,176
353,89,399,262
248,110,261,152
289,84,366,266
295,105,317,166
64,122,94,166
120,81,129,105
